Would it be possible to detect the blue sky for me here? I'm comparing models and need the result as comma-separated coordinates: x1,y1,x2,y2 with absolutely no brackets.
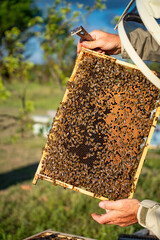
27,0,130,63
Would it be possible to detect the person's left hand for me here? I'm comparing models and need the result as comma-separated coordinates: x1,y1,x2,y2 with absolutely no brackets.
91,199,140,227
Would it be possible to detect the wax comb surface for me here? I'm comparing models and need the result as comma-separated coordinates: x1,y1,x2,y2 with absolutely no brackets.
33,48,160,200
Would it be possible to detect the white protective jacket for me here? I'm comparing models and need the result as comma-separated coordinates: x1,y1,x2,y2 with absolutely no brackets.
121,1,160,238
137,200,160,239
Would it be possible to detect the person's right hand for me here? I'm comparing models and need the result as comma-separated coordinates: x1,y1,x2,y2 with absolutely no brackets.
77,30,121,55
91,199,140,227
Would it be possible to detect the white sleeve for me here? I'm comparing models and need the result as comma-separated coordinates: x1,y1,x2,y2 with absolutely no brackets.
137,199,160,239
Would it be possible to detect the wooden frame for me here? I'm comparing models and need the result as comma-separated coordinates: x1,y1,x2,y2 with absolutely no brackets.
23,229,96,240
33,48,160,200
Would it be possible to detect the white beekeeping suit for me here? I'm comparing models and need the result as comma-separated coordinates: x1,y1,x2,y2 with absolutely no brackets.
118,0,160,238
137,200,160,238
144,0,160,19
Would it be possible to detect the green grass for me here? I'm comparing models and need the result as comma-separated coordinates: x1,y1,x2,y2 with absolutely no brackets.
0,81,64,114
0,81,64,143
0,83,160,240
0,177,141,240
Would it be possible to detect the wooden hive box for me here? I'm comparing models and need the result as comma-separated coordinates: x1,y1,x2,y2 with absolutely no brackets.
23,229,96,240
33,48,160,200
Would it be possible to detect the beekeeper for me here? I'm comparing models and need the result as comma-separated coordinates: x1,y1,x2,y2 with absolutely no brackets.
77,0,160,238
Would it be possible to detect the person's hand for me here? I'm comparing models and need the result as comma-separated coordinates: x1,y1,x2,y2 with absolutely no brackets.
77,30,121,55
91,199,140,227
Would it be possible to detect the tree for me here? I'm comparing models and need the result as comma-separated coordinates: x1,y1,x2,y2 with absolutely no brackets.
0,27,35,138
41,0,106,90
0,0,106,138
0,0,40,40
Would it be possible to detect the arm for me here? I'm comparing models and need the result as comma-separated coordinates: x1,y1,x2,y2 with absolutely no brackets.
121,28,160,62
77,29,160,62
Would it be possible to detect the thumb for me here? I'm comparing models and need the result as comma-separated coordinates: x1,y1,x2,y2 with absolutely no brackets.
82,39,101,50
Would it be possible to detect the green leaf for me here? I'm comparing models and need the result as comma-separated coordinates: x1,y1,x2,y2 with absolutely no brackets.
35,16,44,23
28,16,43,27
0,77,11,101
73,11,80,19
77,3,84,9
25,100,34,113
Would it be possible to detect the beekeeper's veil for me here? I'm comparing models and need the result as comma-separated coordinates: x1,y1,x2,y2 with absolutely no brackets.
116,0,160,89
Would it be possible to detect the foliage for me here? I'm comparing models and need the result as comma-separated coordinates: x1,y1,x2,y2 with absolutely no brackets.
0,0,107,138
0,182,139,240
149,62,160,75
0,27,35,138
41,1,76,88
0,0,40,40
111,15,120,26
40,0,106,89
0,77,11,101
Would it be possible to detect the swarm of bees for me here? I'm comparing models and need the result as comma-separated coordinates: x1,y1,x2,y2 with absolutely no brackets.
40,49,159,200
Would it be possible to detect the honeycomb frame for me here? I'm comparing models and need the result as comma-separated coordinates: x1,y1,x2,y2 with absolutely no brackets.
23,229,95,240
33,48,160,200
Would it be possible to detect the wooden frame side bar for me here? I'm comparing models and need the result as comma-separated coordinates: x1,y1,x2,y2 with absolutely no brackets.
129,106,160,198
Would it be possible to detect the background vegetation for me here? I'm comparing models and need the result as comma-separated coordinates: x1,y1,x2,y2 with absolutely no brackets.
0,0,160,240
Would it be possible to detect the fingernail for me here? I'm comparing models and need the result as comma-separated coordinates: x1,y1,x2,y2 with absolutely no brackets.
82,42,89,47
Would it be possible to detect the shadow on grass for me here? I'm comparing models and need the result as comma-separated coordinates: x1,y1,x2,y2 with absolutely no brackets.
0,163,38,190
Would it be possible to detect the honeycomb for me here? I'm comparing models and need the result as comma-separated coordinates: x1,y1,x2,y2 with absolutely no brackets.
39,49,159,200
